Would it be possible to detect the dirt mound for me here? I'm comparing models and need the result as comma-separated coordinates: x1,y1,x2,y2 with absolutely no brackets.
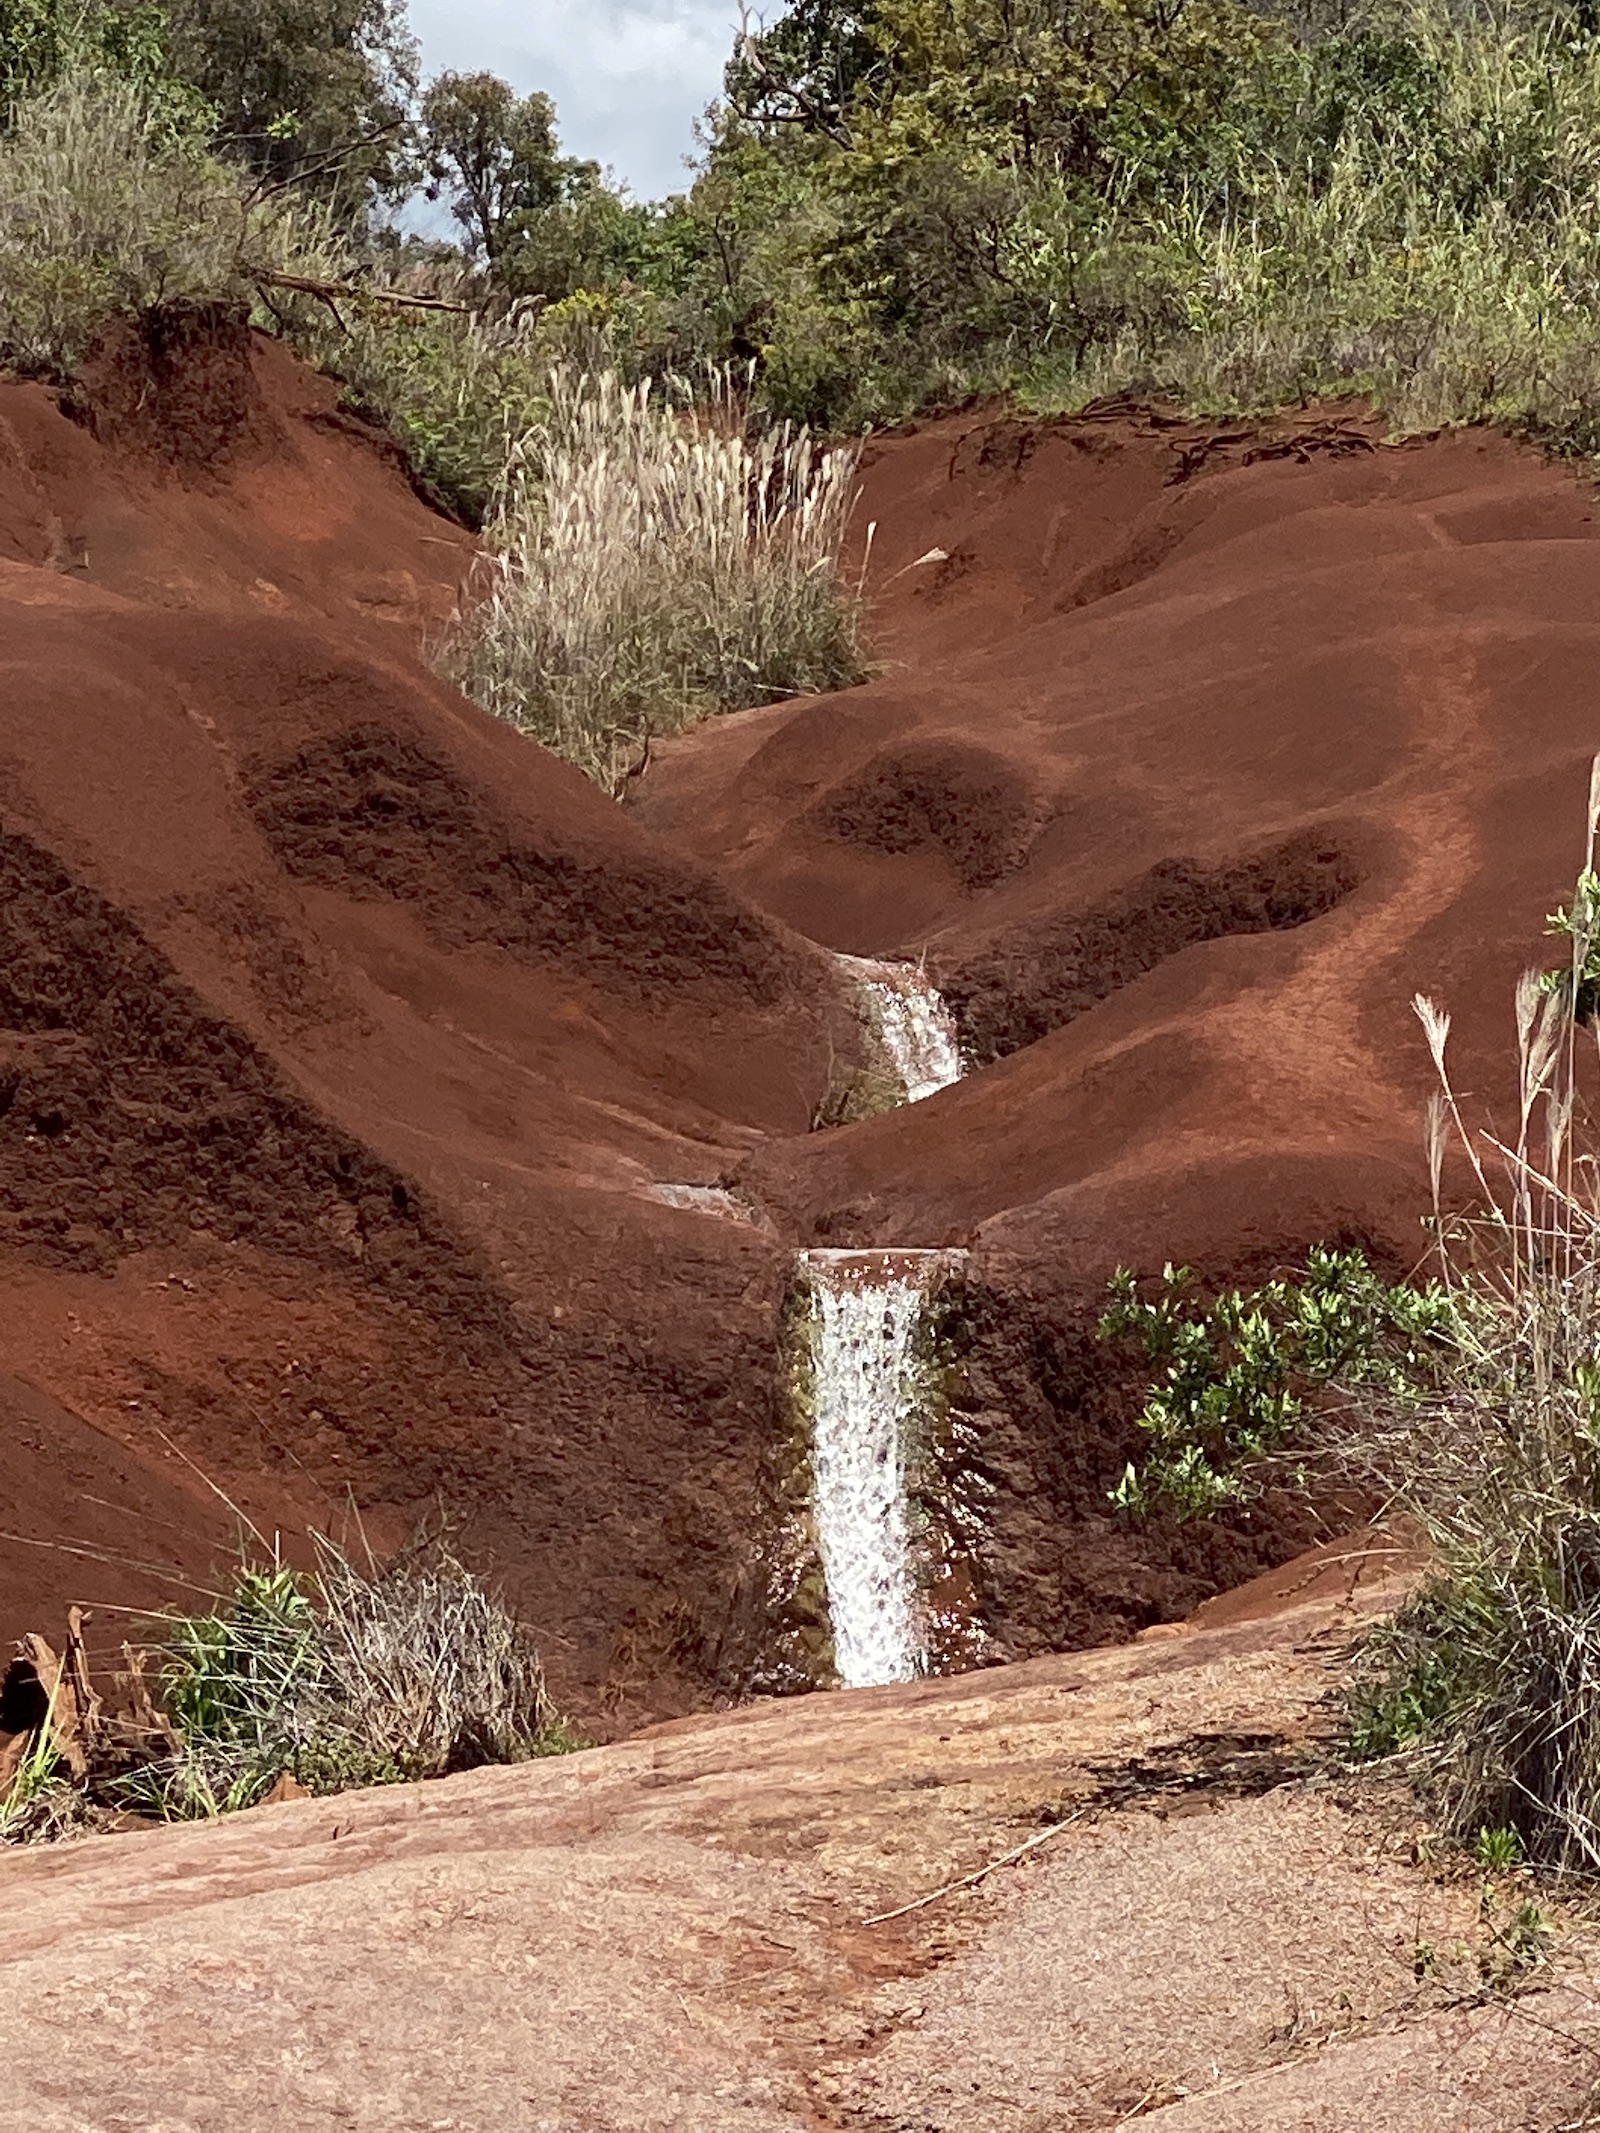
638,407,1600,1661
248,721,808,1001
73,302,276,473
808,736,1041,891
941,829,1360,1066
0,319,857,1723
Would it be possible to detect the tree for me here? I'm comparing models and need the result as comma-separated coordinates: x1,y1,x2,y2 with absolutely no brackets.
725,0,885,146
1,0,185,116
162,0,417,204
419,69,594,270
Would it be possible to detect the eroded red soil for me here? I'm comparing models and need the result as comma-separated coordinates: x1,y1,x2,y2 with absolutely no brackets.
3,322,1596,1719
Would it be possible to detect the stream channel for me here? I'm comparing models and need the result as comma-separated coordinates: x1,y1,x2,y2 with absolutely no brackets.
654,955,968,1690
798,958,964,1687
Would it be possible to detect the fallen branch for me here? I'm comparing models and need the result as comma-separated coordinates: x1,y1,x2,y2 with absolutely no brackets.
254,271,469,315
862,1809,1088,1925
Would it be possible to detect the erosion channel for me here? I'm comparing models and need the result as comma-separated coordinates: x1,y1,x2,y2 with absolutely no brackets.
3,351,1596,1738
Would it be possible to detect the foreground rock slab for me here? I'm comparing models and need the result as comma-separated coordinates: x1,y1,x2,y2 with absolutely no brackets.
3,1559,1595,2132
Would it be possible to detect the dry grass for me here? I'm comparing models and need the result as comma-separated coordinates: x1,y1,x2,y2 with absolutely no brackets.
313,1536,559,1775
1336,761,1600,1875
0,69,342,376
2,1536,575,1836
437,367,869,792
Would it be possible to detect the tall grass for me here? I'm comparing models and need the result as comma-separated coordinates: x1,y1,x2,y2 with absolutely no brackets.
437,368,869,792
1338,763,1600,1875
1006,6,1600,444
0,69,339,375
1,1538,575,1834
126,1537,569,1817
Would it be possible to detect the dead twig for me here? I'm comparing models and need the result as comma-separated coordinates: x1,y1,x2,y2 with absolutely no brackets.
862,1810,1088,1925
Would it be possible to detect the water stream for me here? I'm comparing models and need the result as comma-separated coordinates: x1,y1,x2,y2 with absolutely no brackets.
800,1249,958,1688
836,955,962,1102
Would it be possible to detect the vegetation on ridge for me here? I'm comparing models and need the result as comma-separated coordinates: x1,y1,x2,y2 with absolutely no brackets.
13,0,1600,782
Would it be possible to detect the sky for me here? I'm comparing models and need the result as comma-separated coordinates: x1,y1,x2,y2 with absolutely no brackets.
406,0,744,202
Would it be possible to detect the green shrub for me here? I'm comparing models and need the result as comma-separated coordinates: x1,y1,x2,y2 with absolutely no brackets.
117,1538,573,1821
292,293,553,524
687,0,1600,443
1101,1247,1451,1519
437,366,868,791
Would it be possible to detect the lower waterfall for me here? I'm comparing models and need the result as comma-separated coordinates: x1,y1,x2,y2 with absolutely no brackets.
799,1248,957,1688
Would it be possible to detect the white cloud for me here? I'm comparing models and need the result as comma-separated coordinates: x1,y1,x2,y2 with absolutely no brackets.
406,0,742,199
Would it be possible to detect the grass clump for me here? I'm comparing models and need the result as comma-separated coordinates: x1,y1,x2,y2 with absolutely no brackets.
436,367,868,792
1331,767,1600,1877
285,285,557,527
0,68,337,377
1,1536,577,1837
134,1538,571,1817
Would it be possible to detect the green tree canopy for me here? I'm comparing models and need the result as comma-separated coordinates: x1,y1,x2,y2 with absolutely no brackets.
419,68,593,267
162,0,417,202
1,0,188,114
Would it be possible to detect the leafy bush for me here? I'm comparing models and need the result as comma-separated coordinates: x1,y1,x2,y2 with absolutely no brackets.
437,366,868,790
1101,1247,1452,1519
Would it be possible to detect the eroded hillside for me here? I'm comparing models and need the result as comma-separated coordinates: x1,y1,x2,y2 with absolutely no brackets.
4,318,1598,1724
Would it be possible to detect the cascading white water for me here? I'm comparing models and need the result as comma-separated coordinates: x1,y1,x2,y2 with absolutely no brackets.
801,1249,954,1688
836,954,962,1102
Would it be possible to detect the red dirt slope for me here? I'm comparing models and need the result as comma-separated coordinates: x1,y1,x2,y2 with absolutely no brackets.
8,327,1596,1719
0,308,856,1720
637,406,1600,1656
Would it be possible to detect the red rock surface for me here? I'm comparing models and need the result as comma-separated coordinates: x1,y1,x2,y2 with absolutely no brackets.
4,325,1598,1718
5,1564,1596,2133
0,312,846,1719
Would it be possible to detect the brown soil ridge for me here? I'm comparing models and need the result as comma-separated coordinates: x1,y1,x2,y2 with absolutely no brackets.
0,309,857,1723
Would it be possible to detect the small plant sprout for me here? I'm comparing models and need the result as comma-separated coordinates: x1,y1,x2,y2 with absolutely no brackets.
1474,1825,1524,1872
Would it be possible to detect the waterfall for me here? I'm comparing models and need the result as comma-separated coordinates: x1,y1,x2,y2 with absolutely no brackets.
800,1249,955,1688
836,955,962,1102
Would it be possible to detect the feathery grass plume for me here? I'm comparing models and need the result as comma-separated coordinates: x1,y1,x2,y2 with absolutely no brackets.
0,67,354,377
437,366,868,792
1339,759,1600,1875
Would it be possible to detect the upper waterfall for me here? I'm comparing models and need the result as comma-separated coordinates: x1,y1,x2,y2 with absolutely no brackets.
836,954,962,1103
